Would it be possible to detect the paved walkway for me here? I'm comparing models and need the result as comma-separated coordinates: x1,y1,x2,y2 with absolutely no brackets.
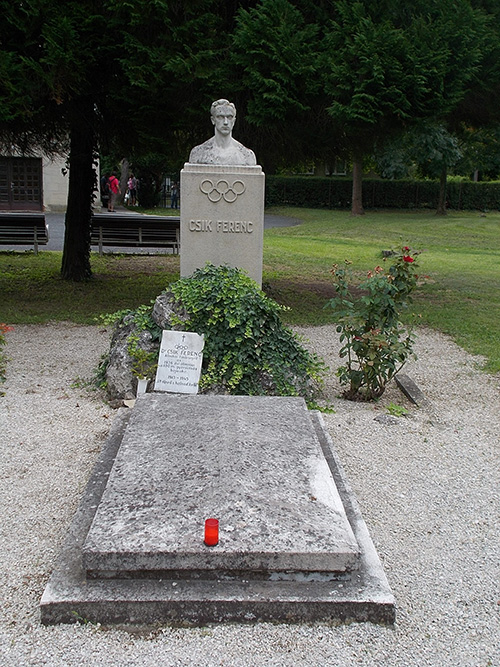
0,210,299,253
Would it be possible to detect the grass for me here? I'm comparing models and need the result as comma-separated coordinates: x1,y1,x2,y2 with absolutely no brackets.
136,207,180,216
0,251,179,324
263,207,500,373
0,206,498,373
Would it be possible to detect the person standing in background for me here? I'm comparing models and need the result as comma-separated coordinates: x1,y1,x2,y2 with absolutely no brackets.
170,182,179,209
108,173,121,212
100,173,110,209
127,173,138,206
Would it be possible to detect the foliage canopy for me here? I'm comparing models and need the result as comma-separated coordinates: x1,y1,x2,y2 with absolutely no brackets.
1,0,500,273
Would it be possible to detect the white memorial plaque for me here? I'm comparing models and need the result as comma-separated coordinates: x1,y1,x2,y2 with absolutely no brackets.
154,331,204,394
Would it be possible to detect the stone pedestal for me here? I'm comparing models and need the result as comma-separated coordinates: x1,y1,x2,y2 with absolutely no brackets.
180,164,265,286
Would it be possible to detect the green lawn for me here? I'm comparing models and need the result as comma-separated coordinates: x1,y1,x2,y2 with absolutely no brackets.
1,207,498,372
263,207,500,372
0,252,179,324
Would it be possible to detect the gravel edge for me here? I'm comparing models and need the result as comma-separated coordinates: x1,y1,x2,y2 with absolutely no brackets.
1,322,499,667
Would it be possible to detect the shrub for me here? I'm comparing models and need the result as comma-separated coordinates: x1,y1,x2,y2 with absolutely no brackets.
265,175,500,210
101,265,327,405
326,247,421,401
169,264,326,403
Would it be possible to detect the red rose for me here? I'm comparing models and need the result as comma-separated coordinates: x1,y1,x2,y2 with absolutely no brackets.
403,255,414,263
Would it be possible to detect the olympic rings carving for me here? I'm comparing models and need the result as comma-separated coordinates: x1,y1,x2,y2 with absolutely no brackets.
199,179,246,203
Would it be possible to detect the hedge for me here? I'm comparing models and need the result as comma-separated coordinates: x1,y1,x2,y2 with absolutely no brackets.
265,176,500,211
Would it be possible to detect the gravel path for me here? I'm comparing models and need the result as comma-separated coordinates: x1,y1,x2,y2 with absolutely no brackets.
1,322,499,666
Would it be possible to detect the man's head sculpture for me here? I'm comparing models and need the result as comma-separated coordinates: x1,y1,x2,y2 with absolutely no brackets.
188,99,257,166
210,99,236,119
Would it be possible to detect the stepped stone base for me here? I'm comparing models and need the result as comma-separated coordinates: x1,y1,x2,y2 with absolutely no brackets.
40,395,395,626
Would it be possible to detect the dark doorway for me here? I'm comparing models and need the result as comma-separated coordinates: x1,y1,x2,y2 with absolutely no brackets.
0,157,43,210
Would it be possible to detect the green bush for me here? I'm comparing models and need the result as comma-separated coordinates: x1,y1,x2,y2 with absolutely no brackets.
265,175,500,210
169,264,326,404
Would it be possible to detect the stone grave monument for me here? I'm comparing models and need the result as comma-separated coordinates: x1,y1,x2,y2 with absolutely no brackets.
154,330,204,394
180,99,265,286
40,394,395,626
40,100,394,627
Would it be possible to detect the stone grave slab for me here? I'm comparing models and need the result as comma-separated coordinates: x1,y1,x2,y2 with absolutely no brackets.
82,395,359,577
40,396,396,626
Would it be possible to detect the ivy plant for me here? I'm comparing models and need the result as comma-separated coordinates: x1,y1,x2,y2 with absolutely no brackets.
169,264,326,404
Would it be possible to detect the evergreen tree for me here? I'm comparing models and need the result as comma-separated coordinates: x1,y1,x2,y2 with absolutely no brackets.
2,0,499,267
0,0,241,280
321,0,489,215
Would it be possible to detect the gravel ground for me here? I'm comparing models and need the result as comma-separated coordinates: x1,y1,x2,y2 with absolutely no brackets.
0,322,499,666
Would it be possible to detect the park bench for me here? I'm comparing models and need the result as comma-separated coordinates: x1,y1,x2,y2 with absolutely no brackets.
0,212,49,254
91,213,180,255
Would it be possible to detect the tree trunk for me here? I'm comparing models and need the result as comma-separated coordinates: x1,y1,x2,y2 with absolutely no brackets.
351,155,365,216
61,102,95,281
436,165,448,216
119,158,129,205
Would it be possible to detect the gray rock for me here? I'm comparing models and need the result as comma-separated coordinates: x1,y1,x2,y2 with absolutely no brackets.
151,292,189,330
374,414,400,426
106,293,192,401
151,293,175,329
105,315,158,401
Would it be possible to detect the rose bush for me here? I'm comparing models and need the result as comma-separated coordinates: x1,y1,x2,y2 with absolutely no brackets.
326,246,422,401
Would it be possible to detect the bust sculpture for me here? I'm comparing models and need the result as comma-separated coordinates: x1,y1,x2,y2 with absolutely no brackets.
188,99,257,166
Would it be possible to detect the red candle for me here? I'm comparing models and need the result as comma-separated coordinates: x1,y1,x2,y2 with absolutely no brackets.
204,518,219,546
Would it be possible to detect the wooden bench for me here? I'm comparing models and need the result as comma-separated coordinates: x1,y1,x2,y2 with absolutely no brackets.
91,214,180,255
0,213,49,254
